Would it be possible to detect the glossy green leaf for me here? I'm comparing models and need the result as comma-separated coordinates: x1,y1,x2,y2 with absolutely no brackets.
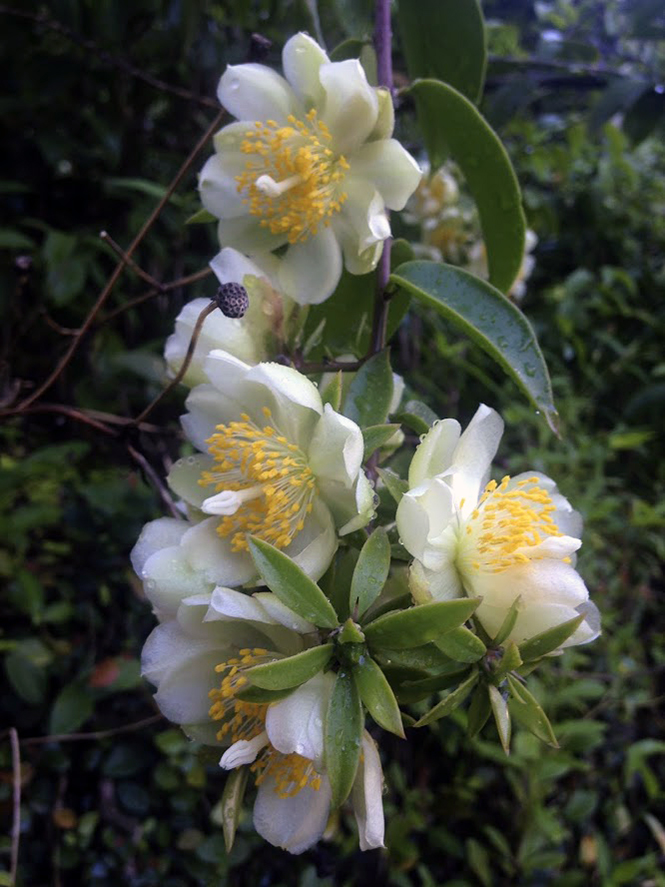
350,528,391,618
245,645,334,691
467,683,492,737
325,670,363,807
353,655,405,738
376,467,408,504
365,599,479,650
489,685,512,754
49,682,94,735
343,350,394,428
391,262,557,431
362,424,401,460
507,674,558,747
234,685,294,704
517,615,584,662
398,0,487,103
321,371,343,411
393,399,438,436
247,537,338,629
491,597,521,646
415,670,479,727
373,644,458,675
408,78,526,293
221,767,248,853
490,640,523,682
185,207,216,224
435,626,487,663
395,667,472,704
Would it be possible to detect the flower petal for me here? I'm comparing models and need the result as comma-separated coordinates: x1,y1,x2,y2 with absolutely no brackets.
289,501,338,581
180,517,256,587
216,214,287,254
408,418,461,488
352,732,385,851
207,586,277,624
220,731,269,768
367,87,394,141
198,152,248,219
167,454,215,508
153,647,223,724
131,518,188,576
181,383,244,452
319,59,379,154
276,226,343,305
409,558,463,603
265,672,334,763
349,139,422,210
282,32,329,106
337,471,375,535
450,404,504,510
308,404,363,486
141,619,215,686
253,775,332,854
253,592,317,634
142,544,213,616
218,63,298,123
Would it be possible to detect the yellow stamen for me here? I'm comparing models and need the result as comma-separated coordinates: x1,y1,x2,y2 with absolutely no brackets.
200,409,316,552
235,111,349,244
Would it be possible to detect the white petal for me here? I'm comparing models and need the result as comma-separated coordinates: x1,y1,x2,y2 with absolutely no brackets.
367,87,394,140
141,619,214,686
396,489,433,562
450,404,504,510
152,647,224,724
308,404,363,485
244,360,323,443
276,227,343,305
210,247,273,286
180,517,256,586
253,775,332,854
349,139,422,210
131,518,188,576
216,214,287,254
508,602,593,648
253,592,317,634
207,586,276,623
319,60,379,154
408,418,461,488
289,502,338,581
340,177,390,251
397,478,456,563
282,33,328,106
198,152,248,219
266,672,334,762
409,559,463,603
167,454,215,508
181,382,243,451
142,544,213,615
220,731,269,768
337,471,375,535
352,732,385,851
218,63,298,123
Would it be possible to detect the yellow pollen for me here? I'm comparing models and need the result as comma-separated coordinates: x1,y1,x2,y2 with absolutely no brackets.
200,411,317,552
209,649,322,799
462,475,563,573
235,110,349,244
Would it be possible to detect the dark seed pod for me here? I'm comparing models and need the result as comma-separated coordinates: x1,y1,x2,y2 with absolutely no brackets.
215,282,249,318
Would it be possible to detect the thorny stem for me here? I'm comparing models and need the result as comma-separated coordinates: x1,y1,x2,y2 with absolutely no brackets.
17,107,226,411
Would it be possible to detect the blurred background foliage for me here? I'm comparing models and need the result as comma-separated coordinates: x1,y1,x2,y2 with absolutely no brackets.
1,0,664,884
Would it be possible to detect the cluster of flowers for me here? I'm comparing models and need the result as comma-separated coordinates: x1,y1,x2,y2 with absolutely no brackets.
132,33,599,855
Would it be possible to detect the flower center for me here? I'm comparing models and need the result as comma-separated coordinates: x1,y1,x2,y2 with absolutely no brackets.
200,406,316,552
236,110,349,244
461,475,563,573
209,648,322,798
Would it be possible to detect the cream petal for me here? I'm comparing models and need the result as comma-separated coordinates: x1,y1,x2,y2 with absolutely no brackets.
282,32,329,106
288,502,338,582
181,383,244,451
131,518,188,576
408,418,461,488
211,120,256,153
340,177,390,251
142,545,213,615
349,139,422,210
220,731,269,768
367,87,394,140
352,732,385,851
141,620,215,686
210,247,274,287
167,454,215,508
319,59,379,154
265,672,334,762
397,478,456,562
216,214,287,254
308,404,363,485
469,559,589,614
507,602,595,648
253,775,332,854
276,227,343,305
396,488,434,562
153,647,223,725
253,592,317,634
409,558,463,603
207,586,276,624
218,63,298,123
337,472,375,535
450,404,504,510
198,152,248,219
180,517,256,586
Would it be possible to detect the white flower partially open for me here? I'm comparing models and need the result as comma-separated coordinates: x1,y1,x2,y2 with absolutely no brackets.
199,32,422,304
142,590,384,853
396,405,600,650
167,350,374,584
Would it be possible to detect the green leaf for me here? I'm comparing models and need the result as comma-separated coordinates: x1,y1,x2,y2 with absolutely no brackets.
391,262,557,431
353,655,405,738
506,674,558,747
435,626,486,663
467,683,492,737
185,207,216,224
245,645,334,691
221,767,249,853
517,615,585,662
393,399,438,436
490,640,522,682
350,528,391,618
325,670,363,807
247,537,338,629
394,668,470,704
414,670,479,727
5,650,46,704
49,682,94,735
373,644,458,675
234,686,294,704
408,78,526,292
343,350,394,427
376,467,409,504
398,0,487,103
321,371,343,411
362,424,401,460
364,599,480,650
491,597,521,646
489,685,511,754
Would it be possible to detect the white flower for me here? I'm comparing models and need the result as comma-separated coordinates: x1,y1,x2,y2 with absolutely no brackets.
199,32,422,304
167,350,374,583
395,405,600,649
165,248,294,387
142,589,384,853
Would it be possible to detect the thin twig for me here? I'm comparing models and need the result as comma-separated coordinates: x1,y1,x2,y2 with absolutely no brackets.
20,714,164,746
101,266,213,324
131,300,217,425
9,727,21,886
17,108,226,411
127,444,180,517
100,231,162,289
